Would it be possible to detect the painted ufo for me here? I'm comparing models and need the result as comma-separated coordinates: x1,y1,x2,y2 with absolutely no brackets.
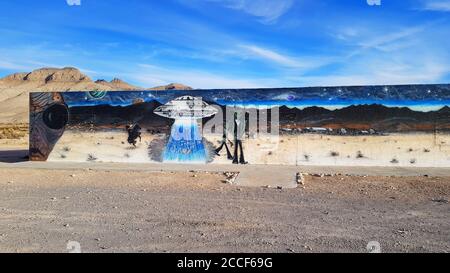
154,96,218,119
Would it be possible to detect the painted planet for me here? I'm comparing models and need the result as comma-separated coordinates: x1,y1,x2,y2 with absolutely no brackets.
287,95,296,101
87,91,107,100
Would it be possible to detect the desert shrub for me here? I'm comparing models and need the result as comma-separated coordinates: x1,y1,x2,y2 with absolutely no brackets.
87,154,98,161
410,159,417,164
356,151,364,158
330,151,340,157
390,158,399,164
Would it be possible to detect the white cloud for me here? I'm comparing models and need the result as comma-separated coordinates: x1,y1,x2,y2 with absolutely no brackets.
0,60,31,71
131,64,278,88
132,50,450,88
290,20,450,87
341,24,429,58
357,25,425,50
0,45,103,79
239,44,333,70
240,45,303,68
208,0,294,23
300,68,448,87
290,55,450,87
422,0,450,11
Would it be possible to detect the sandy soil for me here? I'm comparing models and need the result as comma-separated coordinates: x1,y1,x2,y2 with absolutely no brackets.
0,168,448,253
48,130,450,167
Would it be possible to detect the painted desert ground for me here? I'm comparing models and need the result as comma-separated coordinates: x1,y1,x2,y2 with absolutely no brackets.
45,130,450,167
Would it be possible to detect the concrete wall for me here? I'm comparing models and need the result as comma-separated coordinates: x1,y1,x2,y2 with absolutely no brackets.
30,85,450,167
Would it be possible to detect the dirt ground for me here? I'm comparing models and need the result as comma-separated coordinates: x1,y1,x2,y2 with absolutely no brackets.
0,168,448,253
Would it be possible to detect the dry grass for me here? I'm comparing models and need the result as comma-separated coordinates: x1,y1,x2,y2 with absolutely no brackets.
0,123,28,139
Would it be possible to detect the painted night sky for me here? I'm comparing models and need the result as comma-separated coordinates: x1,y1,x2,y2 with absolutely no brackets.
62,84,450,112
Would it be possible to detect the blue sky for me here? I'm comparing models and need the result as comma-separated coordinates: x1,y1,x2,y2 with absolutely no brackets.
0,0,449,88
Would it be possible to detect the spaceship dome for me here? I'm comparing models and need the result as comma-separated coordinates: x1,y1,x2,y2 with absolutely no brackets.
154,96,218,119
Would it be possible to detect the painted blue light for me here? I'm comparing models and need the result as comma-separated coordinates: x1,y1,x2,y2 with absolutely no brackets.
163,119,207,164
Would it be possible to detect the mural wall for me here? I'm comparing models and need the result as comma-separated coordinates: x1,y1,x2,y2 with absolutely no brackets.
30,85,450,167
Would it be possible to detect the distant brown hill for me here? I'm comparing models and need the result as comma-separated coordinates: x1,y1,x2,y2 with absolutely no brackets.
0,67,192,123
149,83,193,91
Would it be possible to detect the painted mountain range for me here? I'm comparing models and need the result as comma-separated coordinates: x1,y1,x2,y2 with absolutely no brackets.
68,100,450,133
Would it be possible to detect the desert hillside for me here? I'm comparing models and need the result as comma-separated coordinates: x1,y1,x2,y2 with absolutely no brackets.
0,67,192,124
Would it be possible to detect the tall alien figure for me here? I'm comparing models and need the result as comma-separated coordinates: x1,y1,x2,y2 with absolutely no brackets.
230,111,248,165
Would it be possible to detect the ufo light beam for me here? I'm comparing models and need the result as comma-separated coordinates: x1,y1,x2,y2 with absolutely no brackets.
154,96,218,163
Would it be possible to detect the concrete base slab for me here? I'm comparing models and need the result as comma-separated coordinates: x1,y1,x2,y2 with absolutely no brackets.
0,148,449,190
1,160,449,177
234,168,298,189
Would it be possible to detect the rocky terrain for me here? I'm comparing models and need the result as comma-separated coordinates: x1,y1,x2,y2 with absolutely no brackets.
149,83,193,91
0,67,191,124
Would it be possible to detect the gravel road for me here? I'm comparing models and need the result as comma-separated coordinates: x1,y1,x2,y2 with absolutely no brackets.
0,168,448,253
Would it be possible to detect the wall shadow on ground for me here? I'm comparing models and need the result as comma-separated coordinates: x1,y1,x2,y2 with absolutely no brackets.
0,150,29,163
